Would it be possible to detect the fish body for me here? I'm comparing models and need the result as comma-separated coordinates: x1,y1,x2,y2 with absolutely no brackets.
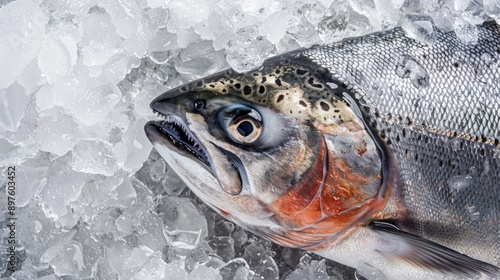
145,22,500,279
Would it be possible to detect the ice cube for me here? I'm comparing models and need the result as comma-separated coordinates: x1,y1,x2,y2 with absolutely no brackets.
148,29,179,52
317,2,350,43
219,258,254,280
124,16,159,58
185,247,210,273
38,154,89,219
259,11,291,44
149,157,166,182
112,178,168,254
0,82,30,133
161,166,187,196
17,205,76,266
188,265,222,280
148,7,170,28
45,0,97,18
286,259,332,280
69,84,122,126
167,0,215,33
71,139,120,176
147,0,169,9
38,32,71,83
15,153,50,207
454,18,479,44
35,113,80,156
176,28,201,48
243,243,279,280
226,26,275,72
175,40,228,80
99,0,142,39
209,236,236,262
155,195,208,250
165,259,189,279
484,0,500,22
131,251,167,280
106,241,155,279
0,0,48,89
401,13,436,45
286,10,320,48
17,58,42,95
50,241,88,277
80,13,123,66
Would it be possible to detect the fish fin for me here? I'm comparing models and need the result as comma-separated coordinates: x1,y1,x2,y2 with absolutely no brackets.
370,221,500,278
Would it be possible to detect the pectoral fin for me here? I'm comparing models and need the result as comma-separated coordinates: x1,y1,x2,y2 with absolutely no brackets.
370,221,500,278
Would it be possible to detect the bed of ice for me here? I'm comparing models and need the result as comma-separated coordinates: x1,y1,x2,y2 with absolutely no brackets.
0,0,497,279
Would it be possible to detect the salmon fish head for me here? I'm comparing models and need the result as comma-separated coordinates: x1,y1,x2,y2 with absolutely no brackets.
144,53,388,249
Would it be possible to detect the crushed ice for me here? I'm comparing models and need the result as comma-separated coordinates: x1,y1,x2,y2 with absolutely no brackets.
0,0,495,279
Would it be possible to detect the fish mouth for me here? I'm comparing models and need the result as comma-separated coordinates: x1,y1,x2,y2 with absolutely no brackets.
146,113,211,168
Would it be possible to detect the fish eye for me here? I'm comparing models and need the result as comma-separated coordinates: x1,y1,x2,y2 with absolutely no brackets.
228,115,262,143
194,99,205,111
218,105,263,144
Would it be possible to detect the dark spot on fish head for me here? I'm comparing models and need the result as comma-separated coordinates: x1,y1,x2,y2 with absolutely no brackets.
275,78,282,87
299,100,307,107
235,83,241,89
296,69,308,75
320,101,330,111
261,77,267,83
243,85,252,95
277,95,284,103
259,86,265,94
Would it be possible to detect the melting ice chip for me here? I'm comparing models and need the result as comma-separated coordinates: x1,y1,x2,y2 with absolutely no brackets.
448,174,473,192
395,54,429,89
401,13,436,45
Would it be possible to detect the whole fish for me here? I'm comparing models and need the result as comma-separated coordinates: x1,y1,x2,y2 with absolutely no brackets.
145,22,500,279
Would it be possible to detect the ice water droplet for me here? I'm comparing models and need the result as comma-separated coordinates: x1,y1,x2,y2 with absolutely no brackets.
34,220,43,233
401,13,436,45
395,54,429,89
482,160,490,177
448,174,473,192
466,205,481,221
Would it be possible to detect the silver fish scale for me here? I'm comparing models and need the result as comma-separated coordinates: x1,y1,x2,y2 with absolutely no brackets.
305,24,500,140
304,23,500,265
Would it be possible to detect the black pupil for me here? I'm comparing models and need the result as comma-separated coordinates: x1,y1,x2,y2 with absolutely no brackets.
237,121,253,137
194,100,204,110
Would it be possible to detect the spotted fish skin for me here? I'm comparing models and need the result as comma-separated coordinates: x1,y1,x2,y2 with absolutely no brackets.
305,22,500,269
145,22,500,280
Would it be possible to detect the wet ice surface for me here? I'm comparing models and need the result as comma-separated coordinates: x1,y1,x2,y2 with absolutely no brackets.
0,0,494,279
